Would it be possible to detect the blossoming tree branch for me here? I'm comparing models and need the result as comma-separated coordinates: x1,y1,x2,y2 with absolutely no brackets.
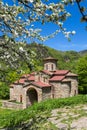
0,0,86,81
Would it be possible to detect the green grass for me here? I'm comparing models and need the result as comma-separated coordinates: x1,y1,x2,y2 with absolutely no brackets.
0,101,2,107
0,108,17,128
0,108,14,115
0,95,87,129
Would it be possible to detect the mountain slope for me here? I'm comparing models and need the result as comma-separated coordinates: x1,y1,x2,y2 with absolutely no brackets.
27,43,81,72
79,50,87,55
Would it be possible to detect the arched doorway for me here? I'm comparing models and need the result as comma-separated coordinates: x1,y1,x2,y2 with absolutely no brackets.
26,88,38,106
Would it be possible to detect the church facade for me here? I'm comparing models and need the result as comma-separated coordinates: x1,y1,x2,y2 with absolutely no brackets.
9,57,78,109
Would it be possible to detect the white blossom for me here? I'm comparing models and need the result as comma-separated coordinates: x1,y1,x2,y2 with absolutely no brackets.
72,31,76,35
29,0,33,3
19,47,24,52
14,30,18,37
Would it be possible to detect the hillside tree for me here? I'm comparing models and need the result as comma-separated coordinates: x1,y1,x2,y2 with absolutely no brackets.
77,55,87,94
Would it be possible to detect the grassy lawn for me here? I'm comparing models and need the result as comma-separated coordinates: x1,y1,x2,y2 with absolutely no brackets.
0,108,17,128
0,107,16,116
0,100,17,128
0,101,2,107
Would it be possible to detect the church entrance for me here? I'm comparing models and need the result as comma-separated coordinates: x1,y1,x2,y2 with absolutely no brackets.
26,88,38,106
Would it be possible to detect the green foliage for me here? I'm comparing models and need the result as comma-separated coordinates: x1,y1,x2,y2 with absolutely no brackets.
6,71,19,83
28,43,82,72
27,43,49,67
77,55,87,94
0,82,9,99
0,95,87,129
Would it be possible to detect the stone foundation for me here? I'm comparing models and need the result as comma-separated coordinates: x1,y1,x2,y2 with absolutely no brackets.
2,100,23,110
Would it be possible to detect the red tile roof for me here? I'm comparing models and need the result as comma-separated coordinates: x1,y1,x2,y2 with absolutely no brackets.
66,72,78,77
62,79,71,82
32,81,51,88
54,70,69,75
19,79,25,83
41,70,52,75
27,75,35,81
49,76,65,81
14,78,25,84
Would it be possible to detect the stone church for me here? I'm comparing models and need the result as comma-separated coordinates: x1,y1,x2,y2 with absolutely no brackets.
9,57,78,109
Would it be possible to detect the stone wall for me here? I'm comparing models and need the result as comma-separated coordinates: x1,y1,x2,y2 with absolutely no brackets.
2,100,23,110
51,82,62,98
61,82,71,98
10,85,23,102
42,87,51,100
50,81,72,98
66,76,78,96
10,87,14,99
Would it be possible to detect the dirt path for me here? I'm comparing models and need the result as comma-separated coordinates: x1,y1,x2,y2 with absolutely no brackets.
48,104,87,130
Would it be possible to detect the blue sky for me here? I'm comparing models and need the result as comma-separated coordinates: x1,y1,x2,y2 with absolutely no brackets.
2,0,87,52
40,2,87,52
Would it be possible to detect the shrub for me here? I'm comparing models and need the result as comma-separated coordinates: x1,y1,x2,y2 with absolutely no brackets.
0,83,9,99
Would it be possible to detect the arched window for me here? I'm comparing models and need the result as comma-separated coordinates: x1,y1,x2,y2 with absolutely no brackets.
46,64,48,70
38,76,40,81
20,95,22,103
51,64,54,70
43,77,47,82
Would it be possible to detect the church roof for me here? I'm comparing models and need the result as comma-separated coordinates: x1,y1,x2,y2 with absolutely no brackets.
62,79,71,82
49,76,65,81
26,75,35,81
11,57,77,88
54,70,69,75
66,72,78,77
32,81,51,88
14,78,25,84
12,69,75,86
41,70,52,75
